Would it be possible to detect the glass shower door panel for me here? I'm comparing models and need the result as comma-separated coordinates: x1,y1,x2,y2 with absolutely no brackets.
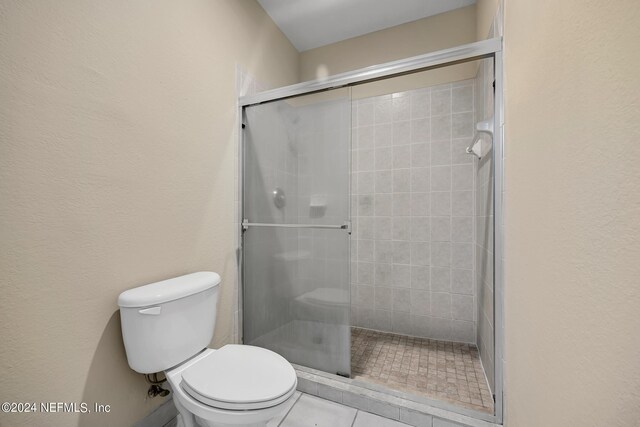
243,89,351,376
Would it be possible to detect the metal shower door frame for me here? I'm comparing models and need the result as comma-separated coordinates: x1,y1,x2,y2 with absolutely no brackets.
237,37,505,425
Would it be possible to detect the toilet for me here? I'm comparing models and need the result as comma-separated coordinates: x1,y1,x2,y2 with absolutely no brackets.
118,272,297,427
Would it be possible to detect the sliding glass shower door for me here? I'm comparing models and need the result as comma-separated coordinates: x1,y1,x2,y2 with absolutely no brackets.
242,89,351,376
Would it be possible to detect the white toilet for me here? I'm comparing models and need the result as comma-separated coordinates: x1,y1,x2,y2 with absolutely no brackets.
118,272,298,427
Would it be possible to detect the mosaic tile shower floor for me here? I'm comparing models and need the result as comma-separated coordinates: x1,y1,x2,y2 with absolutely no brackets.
351,327,494,413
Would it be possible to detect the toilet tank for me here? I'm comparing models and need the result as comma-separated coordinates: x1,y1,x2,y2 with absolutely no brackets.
118,272,221,374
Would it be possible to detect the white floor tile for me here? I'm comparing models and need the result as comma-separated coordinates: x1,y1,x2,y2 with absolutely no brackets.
353,411,411,427
268,391,301,427
280,394,357,427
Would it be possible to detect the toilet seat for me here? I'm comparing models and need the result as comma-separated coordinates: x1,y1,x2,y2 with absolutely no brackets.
180,345,297,411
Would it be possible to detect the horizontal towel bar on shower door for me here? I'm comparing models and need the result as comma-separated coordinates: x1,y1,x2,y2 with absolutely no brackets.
242,219,351,233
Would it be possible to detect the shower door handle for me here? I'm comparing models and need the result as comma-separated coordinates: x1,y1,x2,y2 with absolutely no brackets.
242,219,351,234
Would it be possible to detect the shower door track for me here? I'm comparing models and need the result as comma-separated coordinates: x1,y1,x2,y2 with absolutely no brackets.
239,38,501,107
238,36,505,426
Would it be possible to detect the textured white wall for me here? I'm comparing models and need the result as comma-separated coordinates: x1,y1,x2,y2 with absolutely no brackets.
0,1,298,426
300,6,478,99
504,1,640,425
475,0,499,40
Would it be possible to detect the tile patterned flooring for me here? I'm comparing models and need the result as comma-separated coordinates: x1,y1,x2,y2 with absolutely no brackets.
270,392,412,427
351,327,494,413
166,392,416,427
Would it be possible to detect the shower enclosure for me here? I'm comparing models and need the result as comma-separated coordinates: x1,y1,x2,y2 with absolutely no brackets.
242,89,353,376
239,38,504,424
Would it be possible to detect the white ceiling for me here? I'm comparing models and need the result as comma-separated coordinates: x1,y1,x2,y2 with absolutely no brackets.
258,0,476,52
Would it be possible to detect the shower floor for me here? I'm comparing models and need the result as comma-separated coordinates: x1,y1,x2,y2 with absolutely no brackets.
351,327,494,414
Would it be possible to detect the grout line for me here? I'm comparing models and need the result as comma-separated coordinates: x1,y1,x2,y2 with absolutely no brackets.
276,392,303,427
350,410,359,427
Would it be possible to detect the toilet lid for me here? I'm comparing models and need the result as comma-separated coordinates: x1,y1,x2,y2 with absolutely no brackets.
181,345,297,410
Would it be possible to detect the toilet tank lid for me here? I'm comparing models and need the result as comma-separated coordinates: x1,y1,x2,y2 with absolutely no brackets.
118,272,221,308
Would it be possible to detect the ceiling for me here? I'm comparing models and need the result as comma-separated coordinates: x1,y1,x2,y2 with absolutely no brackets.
258,0,476,52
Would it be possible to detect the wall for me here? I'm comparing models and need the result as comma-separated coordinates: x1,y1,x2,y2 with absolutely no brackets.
300,6,478,98
504,1,640,426
0,1,298,426
351,80,477,344
475,0,499,40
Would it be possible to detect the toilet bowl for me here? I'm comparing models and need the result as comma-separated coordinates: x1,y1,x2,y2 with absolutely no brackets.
166,346,297,427
118,272,297,427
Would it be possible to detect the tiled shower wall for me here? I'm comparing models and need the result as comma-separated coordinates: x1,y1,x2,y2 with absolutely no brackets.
475,63,497,394
295,95,352,312
350,80,477,343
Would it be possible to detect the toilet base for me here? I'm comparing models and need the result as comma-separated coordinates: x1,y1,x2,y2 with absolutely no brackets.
174,402,270,427
195,414,267,427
